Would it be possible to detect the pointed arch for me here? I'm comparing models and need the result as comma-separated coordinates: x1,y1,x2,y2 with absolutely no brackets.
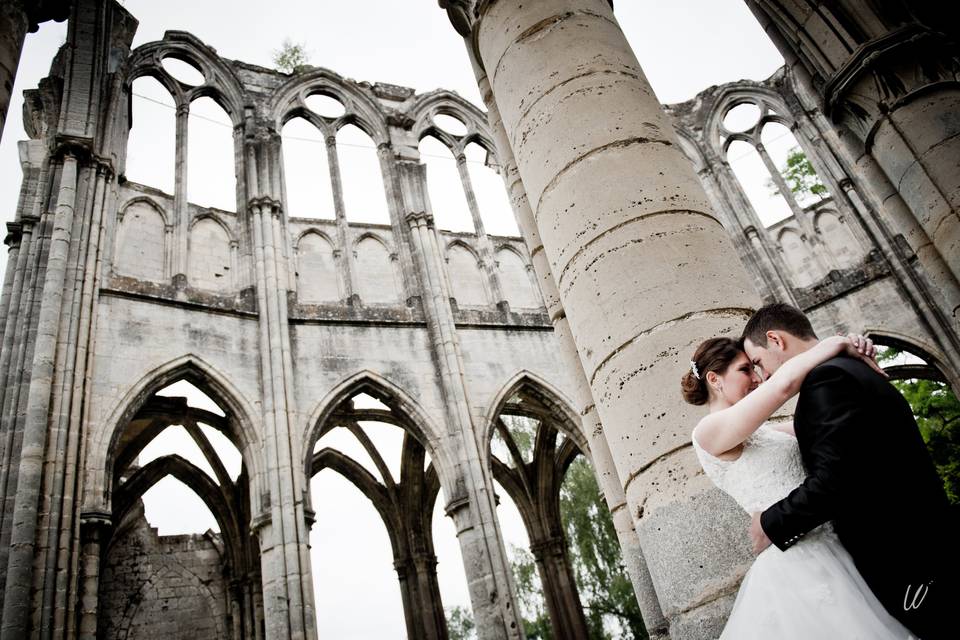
128,31,247,126
865,329,960,394
409,90,495,154
267,68,389,145
482,370,589,460
303,370,452,492
113,455,241,564
88,354,262,513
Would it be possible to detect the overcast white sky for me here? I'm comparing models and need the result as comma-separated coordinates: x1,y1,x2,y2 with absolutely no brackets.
0,1,784,637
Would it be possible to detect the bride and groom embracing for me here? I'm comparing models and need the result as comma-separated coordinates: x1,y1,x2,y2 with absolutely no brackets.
682,303,957,639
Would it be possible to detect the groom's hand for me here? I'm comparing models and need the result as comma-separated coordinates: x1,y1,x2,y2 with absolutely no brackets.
749,513,772,554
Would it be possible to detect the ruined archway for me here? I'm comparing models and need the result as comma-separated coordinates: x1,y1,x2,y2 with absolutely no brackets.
303,372,461,639
93,363,263,640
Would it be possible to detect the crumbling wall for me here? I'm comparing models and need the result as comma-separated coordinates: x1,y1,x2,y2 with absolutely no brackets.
99,506,227,640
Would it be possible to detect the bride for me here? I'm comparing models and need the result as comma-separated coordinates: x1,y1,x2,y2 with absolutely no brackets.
681,334,915,639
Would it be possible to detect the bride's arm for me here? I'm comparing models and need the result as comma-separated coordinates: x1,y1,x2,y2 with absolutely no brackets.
694,336,874,456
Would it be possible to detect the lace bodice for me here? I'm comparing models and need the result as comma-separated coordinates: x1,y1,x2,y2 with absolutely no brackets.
691,423,807,513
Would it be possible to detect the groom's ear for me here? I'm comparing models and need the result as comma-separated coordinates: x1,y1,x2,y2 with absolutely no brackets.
766,330,785,351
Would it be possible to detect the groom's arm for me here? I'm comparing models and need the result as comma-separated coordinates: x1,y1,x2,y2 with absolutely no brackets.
760,364,861,551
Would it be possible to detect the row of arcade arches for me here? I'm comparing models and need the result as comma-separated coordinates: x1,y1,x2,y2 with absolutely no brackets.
95,361,629,639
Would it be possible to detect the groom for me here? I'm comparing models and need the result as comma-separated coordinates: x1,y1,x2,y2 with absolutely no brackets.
741,303,956,640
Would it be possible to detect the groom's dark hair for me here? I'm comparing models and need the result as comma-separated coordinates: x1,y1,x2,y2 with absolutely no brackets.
742,302,818,347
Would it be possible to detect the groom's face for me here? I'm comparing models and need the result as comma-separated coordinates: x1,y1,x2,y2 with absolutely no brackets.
743,337,785,380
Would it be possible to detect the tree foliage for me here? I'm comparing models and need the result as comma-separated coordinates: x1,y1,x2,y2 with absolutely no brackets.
559,458,647,639
272,39,311,74
879,348,960,503
508,457,648,639
445,605,476,640
768,148,829,200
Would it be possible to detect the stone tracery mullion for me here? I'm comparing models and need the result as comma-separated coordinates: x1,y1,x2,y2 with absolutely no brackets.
182,418,234,490
341,420,396,489
494,417,530,476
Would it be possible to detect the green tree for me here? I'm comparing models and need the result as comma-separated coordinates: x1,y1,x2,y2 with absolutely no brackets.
506,457,648,639
768,148,829,200
559,458,647,639
272,39,311,74
879,348,960,503
445,605,476,640
510,545,554,639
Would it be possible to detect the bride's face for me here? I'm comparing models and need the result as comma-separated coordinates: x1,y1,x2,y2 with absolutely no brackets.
719,352,762,403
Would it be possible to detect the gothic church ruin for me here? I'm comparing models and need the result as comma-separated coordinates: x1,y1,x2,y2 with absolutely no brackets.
0,0,957,638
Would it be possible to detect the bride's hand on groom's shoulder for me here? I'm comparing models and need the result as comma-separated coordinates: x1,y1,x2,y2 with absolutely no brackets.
837,333,888,378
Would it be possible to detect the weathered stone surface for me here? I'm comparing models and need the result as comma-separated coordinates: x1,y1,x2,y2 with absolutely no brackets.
0,1,956,639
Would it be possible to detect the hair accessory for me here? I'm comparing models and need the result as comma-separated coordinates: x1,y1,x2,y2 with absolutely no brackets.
690,360,700,380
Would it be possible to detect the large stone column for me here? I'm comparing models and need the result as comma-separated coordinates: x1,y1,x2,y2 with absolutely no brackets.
458,0,761,635
465,38,671,637
0,1,29,145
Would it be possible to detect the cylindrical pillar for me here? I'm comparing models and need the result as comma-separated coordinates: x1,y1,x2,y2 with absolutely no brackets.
0,1,29,145
473,1,760,635
470,50,671,637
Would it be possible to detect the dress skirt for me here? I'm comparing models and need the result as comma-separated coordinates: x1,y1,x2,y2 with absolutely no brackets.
720,526,916,639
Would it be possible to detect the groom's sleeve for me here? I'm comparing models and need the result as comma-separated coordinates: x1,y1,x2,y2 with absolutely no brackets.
760,364,860,551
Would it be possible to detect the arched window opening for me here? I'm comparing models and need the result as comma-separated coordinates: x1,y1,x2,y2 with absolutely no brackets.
446,244,488,307
156,379,226,416
104,375,259,640
354,236,400,304
141,476,220,535
877,345,960,504
281,117,335,219
160,56,204,86
296,232,340,303
464,142,518,237
115,200,166,281
761,122,830,209
496,248,539,309
337,123,390,224
187,96,236,211
127,76,175,194
305,93,345,119
726,139,792,227
419,135,473,232
488,383,641,638
495,478,551,636
433,113,468,137
310,471,405,637
137,424,220,485
309,387,453,638
722,102,761,133
188,217,233,291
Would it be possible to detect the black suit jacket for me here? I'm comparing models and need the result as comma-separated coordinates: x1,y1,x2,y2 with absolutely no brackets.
760,356,957,639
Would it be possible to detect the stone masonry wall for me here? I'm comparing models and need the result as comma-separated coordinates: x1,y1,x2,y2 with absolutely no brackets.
99,505,228,640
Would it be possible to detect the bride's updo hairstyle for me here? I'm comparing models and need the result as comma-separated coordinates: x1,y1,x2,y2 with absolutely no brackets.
681,337,745,405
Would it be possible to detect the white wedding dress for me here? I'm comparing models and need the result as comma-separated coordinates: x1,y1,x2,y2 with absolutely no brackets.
691,423,917,639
